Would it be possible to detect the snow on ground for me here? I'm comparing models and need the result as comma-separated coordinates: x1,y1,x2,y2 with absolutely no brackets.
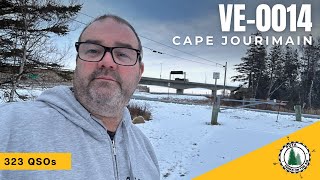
134,91,208,101
129,99,318,179
0,88,44,102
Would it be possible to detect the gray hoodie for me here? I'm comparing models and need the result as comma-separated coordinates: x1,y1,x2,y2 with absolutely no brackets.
0,86,160,180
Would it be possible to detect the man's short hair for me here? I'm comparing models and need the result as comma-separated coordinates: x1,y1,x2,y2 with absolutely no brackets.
78,14,143,61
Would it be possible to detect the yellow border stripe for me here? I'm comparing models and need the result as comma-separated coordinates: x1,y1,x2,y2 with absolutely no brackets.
193,121,320,180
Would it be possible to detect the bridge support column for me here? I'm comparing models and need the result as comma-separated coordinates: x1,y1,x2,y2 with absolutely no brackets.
176,89,184,94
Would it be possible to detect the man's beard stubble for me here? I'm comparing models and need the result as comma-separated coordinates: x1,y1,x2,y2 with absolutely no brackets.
73,68,138,117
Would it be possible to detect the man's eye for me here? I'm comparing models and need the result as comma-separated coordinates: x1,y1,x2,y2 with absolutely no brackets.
86,49,100,54
117,52,129,57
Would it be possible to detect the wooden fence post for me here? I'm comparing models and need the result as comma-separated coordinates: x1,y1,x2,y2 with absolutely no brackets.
294,105,302,121
211,104,219,125
217,96,221,112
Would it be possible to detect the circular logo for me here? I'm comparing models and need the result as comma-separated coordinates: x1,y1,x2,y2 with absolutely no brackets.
279,141,310,173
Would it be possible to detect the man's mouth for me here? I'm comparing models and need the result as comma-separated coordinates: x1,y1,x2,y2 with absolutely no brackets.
95,76,117,82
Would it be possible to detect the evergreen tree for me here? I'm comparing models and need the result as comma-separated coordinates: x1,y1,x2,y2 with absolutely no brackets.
0,0,82,101
284,47,300,86
231,35,320,109
308,37,320,108
232,32,268,98
288,148,297,165
280,46,301,106
296,153,302,165
266,44,285,98
300,37,319,108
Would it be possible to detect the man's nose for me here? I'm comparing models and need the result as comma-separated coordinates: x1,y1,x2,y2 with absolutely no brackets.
98,51,117,69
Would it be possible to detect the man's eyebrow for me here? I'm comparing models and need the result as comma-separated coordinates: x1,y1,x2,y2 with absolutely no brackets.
84,39,103,44
114,42,135,49
82,40,137,49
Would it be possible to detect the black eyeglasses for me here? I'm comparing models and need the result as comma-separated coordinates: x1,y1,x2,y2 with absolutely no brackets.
75,42,141,66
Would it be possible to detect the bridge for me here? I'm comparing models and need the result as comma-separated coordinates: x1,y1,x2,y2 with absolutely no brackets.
139,77,238,95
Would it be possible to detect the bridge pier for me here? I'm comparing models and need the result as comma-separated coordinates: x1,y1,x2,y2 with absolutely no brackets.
176,89,184,95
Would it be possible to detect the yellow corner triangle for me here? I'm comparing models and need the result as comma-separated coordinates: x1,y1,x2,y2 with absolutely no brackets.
193,121,320,180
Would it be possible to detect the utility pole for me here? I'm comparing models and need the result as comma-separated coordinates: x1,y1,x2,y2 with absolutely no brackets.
223,62,227,97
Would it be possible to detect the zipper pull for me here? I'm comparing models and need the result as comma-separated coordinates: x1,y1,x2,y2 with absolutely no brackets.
112,139,116,155
111,139,119,180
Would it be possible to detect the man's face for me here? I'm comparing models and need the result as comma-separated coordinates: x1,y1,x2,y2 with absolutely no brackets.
73,18,144,117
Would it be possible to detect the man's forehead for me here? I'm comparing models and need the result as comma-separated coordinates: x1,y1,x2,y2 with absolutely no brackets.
80,19,139,47
83,39,135,49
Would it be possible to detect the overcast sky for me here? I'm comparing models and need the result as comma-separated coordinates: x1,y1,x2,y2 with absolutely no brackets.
59,0,320,88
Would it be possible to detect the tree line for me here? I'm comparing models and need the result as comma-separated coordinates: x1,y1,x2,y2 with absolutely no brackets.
0,0,81,101
232,32,320,109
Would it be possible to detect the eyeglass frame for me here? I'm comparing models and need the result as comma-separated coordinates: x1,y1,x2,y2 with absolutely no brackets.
75,42,142,66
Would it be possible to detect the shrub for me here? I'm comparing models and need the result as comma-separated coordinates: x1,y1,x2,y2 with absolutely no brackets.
127,102,152,121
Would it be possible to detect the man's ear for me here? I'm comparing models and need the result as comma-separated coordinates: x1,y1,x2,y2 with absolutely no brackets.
138,62,144,80
139,62,144,75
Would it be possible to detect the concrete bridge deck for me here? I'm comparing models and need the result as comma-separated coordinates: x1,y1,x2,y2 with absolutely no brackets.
139,77,238,94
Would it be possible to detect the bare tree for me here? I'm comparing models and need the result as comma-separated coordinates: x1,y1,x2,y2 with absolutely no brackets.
0,0,81,102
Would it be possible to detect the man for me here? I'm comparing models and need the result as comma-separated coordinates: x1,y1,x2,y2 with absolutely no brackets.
0,14,160,180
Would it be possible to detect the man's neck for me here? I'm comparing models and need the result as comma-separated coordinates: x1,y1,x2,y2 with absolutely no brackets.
93,114,122,132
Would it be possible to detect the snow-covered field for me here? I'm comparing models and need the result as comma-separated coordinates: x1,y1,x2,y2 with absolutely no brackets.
129,98,318,179
134,91,208,101
1,89,318,179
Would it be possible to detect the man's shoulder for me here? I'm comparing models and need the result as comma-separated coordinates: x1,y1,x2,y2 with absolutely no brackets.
126,122,154,149
124,122,160,176
0,100,48,111
0,101,55,122
126,122,146,137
